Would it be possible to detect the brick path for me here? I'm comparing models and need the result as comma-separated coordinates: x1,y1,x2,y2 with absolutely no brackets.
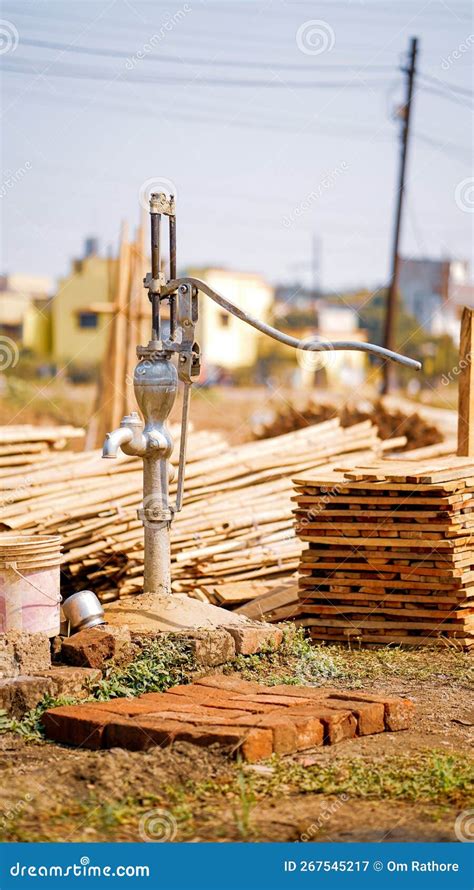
41,675,414,762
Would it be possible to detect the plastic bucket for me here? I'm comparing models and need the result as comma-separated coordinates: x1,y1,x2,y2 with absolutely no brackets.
0,534,62,637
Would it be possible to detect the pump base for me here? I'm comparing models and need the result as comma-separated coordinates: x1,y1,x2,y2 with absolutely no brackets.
105,591,272,634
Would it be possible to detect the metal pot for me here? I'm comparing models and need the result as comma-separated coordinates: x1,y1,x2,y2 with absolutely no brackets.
62,590,105,633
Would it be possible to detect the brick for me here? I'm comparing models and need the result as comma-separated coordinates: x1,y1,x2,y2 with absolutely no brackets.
107,716,273,762
0,675,53,717
169,630,236,666
223,625,283,656
196,675,264,694
0,631,51,677
41,705,116,749
98,699,249,722
39,667,101,700
166,686,277,713
166,723,273,762
286,705,357,744
234,713,297,754
318,698,385,736
327,692,414,731
289,714,324,749
232,693,315,708
103,717,178,751
60,628,117,669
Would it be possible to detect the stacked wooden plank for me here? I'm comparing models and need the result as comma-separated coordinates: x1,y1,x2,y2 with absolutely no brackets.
294,458,474,648
0,425,84,468
0,419,391,603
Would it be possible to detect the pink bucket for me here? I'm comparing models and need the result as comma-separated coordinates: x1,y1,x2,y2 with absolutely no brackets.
0,535,62,637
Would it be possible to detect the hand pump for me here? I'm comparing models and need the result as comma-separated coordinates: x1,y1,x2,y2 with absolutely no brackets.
102,191,421,596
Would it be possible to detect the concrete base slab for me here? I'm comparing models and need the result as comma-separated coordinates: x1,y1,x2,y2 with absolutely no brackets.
105,592,260,632
105,593,283,655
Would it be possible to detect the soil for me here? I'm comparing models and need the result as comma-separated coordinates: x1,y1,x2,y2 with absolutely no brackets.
1,673,472,843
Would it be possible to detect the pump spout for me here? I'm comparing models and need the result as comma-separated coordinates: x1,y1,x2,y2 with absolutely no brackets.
102,426,133,459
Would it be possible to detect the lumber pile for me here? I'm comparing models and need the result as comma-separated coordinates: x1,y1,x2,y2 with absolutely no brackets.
0,425,84,468
294,458,474,648
0,419,393,604
252,397,444,452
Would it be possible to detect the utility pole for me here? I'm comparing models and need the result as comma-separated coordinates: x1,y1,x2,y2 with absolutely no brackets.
382,36,418,395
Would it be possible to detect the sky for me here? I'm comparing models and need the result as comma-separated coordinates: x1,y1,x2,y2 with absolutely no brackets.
1,0,473,297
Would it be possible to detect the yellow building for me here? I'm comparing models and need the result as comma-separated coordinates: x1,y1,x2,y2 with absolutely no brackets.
0,274,53,354
52,242,117,366
189,267,274,372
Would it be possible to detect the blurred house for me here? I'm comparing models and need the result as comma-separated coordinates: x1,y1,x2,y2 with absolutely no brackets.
188,267,274,376
295,303,367,389
0,273,53,354
51,239,118,365
399,257,473,341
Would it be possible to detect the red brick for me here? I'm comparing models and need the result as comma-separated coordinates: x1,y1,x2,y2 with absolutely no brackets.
328,692,414,731
103,717,178,750
286,705,357,744
166,686,277,713
318,699,385,735
41,705,115,749
139,718,273,762
289,714,324,749
60,628,116,669
232,693,314,708
233,713,297,754
196,675,264,694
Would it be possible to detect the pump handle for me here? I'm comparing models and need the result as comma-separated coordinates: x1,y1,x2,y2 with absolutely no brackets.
162,277,421,371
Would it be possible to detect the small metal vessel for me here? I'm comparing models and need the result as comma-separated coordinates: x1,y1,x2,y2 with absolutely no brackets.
62,590,105,633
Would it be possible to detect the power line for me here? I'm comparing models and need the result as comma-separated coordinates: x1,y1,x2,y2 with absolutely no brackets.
2,59,394,89
19,37,394,72
419,71,474,98
418,81,474,109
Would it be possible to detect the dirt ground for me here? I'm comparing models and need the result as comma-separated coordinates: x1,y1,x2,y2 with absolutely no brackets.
1,651,472,844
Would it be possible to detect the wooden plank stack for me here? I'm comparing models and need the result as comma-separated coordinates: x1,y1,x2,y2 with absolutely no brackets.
0,425,84,469
0,419,393,604
294,458,474,648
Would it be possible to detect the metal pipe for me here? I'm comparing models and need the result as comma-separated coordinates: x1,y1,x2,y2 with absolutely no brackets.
143,455,172,594
162,277,422,370
175,381,191,512
169,213,177,339
150,208,161,340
